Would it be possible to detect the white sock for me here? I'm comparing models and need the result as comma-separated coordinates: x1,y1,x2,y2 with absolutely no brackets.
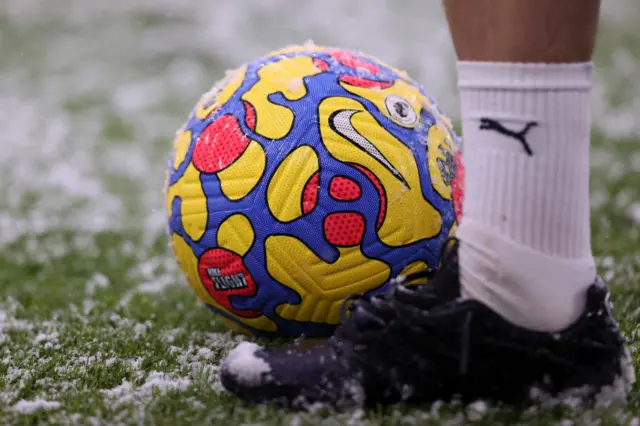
455,62,597,332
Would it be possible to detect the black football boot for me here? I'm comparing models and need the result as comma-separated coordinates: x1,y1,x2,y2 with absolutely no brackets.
220,239,635,410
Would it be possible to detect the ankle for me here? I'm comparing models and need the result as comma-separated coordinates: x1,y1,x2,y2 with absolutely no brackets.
457,220,595,332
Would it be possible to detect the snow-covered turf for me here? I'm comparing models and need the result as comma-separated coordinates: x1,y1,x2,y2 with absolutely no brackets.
0,0,639,424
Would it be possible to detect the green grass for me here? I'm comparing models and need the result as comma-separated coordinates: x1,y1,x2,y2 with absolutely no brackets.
0,132,637,425
1,1,640,424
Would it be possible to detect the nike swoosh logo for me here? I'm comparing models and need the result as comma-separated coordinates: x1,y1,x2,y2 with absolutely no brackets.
329,109,410,189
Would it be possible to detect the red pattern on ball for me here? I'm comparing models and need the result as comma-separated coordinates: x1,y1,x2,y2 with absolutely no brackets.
352,165,386,229
313,58,330,72
339,75,392,90
192,115,250,173
330,50,379,74
243,101,256,131
452,151,465,222
329,176,361,201
324,212,365,247
302,172,319,214
198,248,261,318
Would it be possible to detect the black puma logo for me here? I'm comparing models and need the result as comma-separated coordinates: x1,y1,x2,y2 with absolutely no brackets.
479,118,538,156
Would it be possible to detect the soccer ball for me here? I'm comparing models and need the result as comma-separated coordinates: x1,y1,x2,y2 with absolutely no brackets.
166,44,463,338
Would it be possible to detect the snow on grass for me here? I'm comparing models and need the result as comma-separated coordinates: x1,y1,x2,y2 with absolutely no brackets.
10,399,61,414
0,269,242,422
85,272,110,297
0,0,638,423
102,371,191,408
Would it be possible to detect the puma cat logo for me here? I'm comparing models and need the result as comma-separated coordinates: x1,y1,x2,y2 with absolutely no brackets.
479,118,538,156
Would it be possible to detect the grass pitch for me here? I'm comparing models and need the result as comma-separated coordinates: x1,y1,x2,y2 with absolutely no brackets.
1,133,638,426
0,1,639,424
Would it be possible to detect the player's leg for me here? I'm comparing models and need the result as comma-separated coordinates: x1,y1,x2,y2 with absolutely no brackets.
444,0,600,63
448,0,600,331
219,0,635,408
